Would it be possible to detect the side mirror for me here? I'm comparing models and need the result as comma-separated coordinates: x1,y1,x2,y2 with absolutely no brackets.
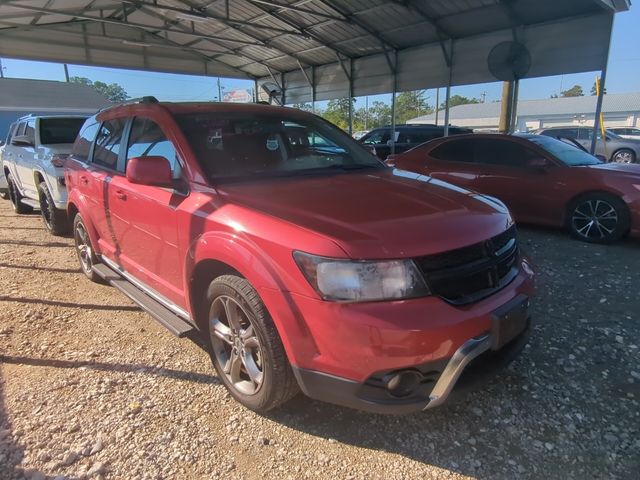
126,156,173,187
12,135,34,147
527,157,551,169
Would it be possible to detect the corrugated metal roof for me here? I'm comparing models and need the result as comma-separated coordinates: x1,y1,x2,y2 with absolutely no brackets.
0,0,631,99
0,78,111,111
408,93,640,122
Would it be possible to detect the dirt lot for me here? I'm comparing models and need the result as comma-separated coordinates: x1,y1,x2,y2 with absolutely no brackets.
0,198,638,480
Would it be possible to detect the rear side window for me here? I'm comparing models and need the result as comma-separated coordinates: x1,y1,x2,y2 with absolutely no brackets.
474,139,535,167
25,119,36,144
430,139,475,162
93,119,126,171
126,118,180,177
39,118,86,145
72,120,100,163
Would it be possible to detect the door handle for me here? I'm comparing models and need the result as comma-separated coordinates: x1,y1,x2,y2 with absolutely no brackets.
115,190,127,200
79,175,89,185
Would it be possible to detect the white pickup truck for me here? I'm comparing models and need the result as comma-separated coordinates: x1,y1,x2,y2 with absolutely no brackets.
2,115,86,235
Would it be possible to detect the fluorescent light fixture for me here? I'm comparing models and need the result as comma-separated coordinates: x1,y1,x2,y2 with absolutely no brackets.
174,12,209,23
122,40,153,47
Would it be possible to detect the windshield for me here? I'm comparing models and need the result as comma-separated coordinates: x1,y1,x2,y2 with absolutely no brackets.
528,135,602,166
39,118,86,144
175,112,383,180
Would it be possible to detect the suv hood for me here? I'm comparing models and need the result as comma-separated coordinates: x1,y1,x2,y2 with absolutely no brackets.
218,169,513,259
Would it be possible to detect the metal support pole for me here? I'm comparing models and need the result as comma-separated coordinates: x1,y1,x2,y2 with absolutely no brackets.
217,77,222,102
311,66,316,113
254,78,259,102
281,72,285,105
0,58,4,78
510,79,519,132
63,64,70,82
390,51,398,154
443,40,453,137
435,88,439,126
348,58,354,135
591,15,614,154
499,81,514,134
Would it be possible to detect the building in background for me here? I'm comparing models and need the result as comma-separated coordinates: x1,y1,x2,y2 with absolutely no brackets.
0,78,110,139
409,93,640,132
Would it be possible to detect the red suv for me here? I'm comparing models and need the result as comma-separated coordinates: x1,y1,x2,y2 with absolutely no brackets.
65,99,535,414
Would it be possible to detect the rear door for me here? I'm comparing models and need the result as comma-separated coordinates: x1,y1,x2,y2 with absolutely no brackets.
423,138,485,190
107,116,187,306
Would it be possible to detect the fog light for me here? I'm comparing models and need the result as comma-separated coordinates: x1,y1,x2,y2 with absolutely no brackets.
384,370,422,398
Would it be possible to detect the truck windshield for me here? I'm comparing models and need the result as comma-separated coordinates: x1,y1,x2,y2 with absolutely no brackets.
39,118,87,144
175,112,383,180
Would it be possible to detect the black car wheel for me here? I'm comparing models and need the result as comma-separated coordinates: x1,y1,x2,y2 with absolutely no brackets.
205,275,298,412
6,173,33,214
73,214,102,282
567,193,629,244
38,182,70,236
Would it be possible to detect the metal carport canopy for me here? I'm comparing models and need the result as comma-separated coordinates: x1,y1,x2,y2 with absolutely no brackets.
0,0,630,101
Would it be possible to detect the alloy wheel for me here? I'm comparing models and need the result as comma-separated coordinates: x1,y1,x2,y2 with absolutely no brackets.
571,199,618,241
74,221,93,274
613,151,633,164
209,295,264,395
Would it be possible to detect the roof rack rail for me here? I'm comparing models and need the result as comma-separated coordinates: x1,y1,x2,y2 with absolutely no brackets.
98,96,159,113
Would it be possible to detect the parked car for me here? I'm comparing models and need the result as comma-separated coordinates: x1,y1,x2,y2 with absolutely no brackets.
534,126,640,164
607,127,640,140
64,99,534,414
390,133,640,244
0,139,8,199
2,115,87,234
359,124,472,160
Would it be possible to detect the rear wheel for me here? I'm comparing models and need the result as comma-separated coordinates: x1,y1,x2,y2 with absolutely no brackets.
38,181,69,236
205,275,298,412
567,193,629,243
73,213,101,282
6,173,33,214
611,149,635,164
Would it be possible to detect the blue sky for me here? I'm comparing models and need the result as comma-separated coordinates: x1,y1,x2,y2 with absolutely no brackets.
0,7,638,109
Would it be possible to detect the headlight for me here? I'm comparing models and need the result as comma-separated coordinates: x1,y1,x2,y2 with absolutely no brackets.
293,251,430,302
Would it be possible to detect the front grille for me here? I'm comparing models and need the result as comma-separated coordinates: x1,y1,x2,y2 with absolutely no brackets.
415,226,519,305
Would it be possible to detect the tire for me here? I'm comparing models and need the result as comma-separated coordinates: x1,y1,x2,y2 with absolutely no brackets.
611,148,636,164
73,213,102,282
6,173,33,214
567,193,630,244
38,181,70,236
205,275,298,412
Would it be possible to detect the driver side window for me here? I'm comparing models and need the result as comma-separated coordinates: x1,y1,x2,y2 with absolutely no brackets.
126,118,181,179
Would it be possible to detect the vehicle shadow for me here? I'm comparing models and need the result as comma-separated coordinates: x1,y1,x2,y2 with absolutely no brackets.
0,296,141,312
0,263,79,274
0,355,220,386
0,240,69,248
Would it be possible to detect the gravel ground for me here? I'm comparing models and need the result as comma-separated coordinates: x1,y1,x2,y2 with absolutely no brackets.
0,198,639,480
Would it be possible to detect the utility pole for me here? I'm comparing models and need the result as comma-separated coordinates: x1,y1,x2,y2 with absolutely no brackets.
0,58,4,78
481,91,487,103
217,77,222,102
499,81,515,134
365,96,369,130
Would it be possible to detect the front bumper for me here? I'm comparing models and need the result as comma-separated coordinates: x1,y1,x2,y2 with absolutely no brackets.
291,320,530,414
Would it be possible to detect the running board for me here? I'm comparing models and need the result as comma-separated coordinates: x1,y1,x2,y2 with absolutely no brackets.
92,263,194,338
21,198,40,209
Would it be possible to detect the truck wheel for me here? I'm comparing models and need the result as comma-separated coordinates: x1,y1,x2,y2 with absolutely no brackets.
6,173,33,214
611,148,635,164
73,213,101,282
567,193,629,244
205,275,299,412
38,182,70,236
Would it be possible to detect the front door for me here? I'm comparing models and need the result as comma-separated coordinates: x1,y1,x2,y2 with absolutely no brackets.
107,117,187,307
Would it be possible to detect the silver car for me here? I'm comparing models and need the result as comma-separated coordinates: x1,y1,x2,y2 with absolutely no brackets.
534,126,640,164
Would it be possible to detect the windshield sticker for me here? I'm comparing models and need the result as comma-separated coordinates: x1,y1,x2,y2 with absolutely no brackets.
266,135,279,151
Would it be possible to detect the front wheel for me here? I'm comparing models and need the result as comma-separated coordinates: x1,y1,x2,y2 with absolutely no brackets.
611,149,636,164
567,193,629,243
6,173,33,214
73,213,101,282
38,182,69,236
205,275,298,412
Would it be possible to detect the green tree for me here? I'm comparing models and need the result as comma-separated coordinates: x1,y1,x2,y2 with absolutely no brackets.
395,90,433,124
321,98,356,130
560,84,584,97
590,80,607,96
357,101,391,129
440,95,480,109
70,76,129,102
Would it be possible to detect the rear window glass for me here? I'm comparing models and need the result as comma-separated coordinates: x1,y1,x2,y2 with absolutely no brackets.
72,121,100,163
93,119,126,171
430,139,475,162
39,118,86,144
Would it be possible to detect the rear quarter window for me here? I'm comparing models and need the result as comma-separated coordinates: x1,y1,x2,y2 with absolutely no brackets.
430,139,475,162
72,120,100,163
